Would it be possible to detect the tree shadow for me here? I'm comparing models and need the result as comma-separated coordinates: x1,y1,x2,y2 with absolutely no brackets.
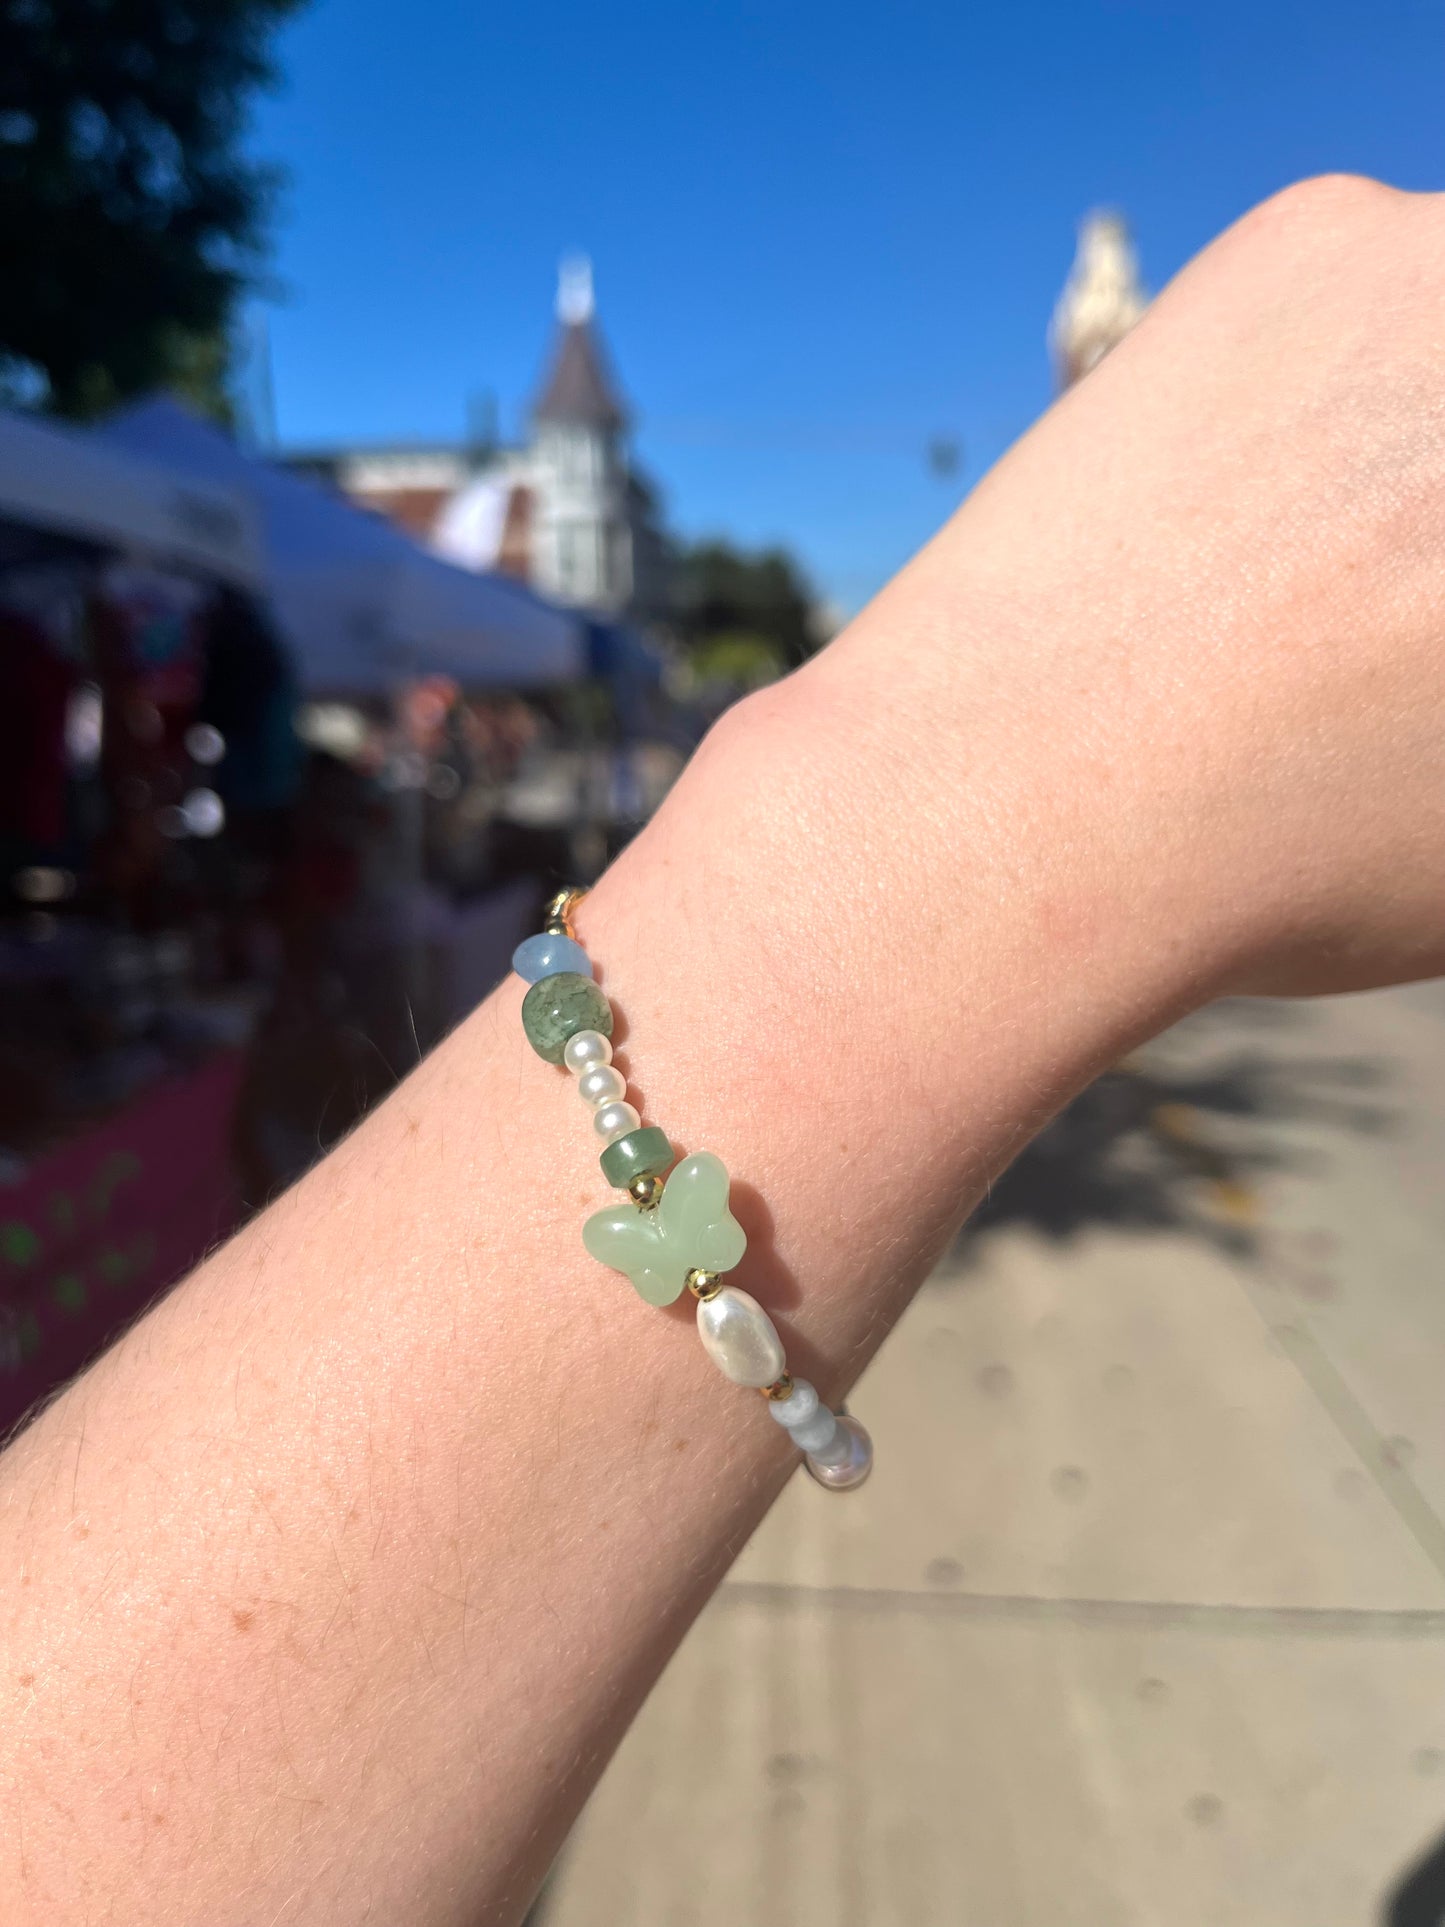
1383,1823,1445,1925
959,1000,1395,1265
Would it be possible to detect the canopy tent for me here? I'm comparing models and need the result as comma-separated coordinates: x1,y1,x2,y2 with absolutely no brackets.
0,408,262,587
103,400,584,693
584,617,671,738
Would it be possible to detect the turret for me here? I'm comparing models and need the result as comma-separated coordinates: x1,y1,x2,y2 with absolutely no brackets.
1050,212,1149,390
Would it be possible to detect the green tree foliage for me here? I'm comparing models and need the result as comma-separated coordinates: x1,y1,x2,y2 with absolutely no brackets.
673,538,819,677
0,0,303,418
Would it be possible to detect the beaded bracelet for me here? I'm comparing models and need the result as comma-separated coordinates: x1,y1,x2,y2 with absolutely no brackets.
512,887,872,1491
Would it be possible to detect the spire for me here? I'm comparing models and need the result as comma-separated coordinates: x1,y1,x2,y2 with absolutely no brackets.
556,255,594,325
534,256,627,431
1050,211,1148,390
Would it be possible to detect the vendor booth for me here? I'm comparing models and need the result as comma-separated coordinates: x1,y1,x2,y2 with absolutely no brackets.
0,410,273,1433
0,400,616,1438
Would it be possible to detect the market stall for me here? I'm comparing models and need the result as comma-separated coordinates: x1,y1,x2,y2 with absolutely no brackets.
105,400,594,1083
0,413,272,1433
1,400,599,1434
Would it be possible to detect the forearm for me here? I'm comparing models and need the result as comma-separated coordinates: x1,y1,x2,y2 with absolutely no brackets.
0,590,1205,1924
10,168,1445,1927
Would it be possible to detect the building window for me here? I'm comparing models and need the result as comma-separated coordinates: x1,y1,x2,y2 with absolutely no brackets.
557,522,578,591
557,521,595,597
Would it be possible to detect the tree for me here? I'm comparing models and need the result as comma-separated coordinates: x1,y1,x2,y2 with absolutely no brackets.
673,539,820,677
0,0,303,419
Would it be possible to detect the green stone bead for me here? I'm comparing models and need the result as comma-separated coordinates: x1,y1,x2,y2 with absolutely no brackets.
582,1150,746,1306
521,971,612,1065
599,1126,674,1189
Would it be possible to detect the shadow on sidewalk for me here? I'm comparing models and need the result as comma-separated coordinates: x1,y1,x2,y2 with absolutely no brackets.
959,1000,1395,1264
1384,1824,1445,1925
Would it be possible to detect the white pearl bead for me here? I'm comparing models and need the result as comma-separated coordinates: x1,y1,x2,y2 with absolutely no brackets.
563,1029,612,1075
696,1286,785,1388
577,1063,626,1108
592,1099,641,1143
806,1415,872,1490
767,1378,821,1432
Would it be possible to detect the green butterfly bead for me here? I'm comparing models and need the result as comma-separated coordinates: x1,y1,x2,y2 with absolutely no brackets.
582,1151,746,1306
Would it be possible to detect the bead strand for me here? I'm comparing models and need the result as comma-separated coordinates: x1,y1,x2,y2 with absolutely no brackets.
513,888,872,1492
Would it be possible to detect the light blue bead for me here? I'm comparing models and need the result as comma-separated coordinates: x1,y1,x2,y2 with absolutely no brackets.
806,1422,856,1470
791,1409,840,1455
512,931,592,984
768,1379,821,1432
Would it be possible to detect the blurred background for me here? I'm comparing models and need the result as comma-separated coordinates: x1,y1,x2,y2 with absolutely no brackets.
2,3,1445,1921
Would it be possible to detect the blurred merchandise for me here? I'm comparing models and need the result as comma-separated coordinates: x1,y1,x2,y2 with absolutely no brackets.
0,1047,246,1436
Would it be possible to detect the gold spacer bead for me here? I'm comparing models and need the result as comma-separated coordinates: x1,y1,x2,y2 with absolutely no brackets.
761,1374,795,1402
628,1173,664,1209
543,885,587,938
686,1268,724,1302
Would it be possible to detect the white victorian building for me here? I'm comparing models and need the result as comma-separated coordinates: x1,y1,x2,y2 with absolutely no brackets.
434,259,668,620
287,259,670,626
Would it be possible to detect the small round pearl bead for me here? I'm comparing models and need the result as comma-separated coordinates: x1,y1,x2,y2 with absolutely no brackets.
563,1029,613,1075
593,1099,642,1144
577,1063,626,1108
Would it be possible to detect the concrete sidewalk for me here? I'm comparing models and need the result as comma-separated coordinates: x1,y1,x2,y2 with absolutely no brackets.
539,988,1445,1925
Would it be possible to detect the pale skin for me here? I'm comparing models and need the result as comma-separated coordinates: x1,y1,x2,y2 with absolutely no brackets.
5,175,1445,1924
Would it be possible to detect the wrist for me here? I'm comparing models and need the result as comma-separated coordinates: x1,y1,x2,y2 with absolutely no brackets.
577,641,1213,1356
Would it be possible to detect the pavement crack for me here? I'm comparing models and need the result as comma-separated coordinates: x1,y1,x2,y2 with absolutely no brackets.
718,1580,1445,1639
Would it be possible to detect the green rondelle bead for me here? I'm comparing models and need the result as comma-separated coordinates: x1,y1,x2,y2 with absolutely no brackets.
599,1126,673,1189
521,971,612,1065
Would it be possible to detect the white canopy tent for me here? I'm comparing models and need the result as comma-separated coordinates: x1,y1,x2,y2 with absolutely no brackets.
0,407,263,587
103,399,584,693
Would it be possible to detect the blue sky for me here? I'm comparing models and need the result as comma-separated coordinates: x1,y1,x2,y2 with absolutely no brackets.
251,0,1445,612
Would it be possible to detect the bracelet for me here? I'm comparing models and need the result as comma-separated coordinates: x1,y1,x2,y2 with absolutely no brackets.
511,887,873,1491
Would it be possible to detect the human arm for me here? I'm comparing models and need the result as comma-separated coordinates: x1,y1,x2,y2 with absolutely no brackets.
6,175,1445,1926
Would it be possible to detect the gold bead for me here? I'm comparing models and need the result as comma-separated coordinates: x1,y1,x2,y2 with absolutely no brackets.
628,1173,664,1209
686,1268,724,1301
761,1374,795,1401
543,885,587,938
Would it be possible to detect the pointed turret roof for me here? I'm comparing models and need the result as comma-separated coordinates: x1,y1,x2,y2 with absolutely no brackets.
532,257,628,432
1050,211,1148,390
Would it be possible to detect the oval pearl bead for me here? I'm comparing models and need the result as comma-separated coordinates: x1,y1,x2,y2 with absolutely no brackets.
577,1063,626,1108
806,1415,873,1491
696,1286,785,1388
563,1029,612,1075
593,1099,642,1143
768,1378,821,1432
513,931,592,983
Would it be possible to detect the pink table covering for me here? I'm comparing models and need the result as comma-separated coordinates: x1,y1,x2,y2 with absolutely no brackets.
0,1049,245,1437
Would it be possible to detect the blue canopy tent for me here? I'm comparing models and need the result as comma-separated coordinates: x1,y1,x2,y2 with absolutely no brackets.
104,400,585,694
0,407,262,586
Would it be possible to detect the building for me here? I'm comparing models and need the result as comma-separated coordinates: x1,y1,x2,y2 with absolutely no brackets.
284,260,670,626
1050,211,1149,390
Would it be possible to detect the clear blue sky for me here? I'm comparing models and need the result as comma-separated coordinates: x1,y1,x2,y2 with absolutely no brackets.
251,0,1445,612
